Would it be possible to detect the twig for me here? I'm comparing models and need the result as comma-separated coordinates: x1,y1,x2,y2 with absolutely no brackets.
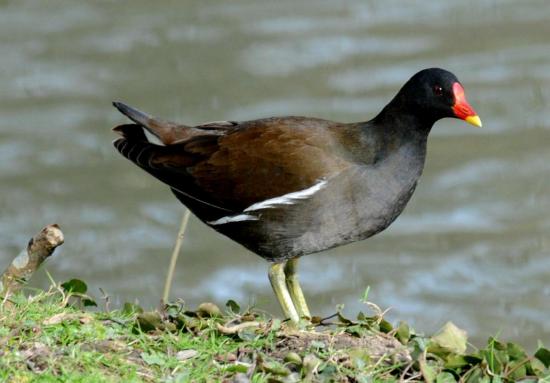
317,312,339,326
0,224,64,299
399,361,414,382
162,209,191,303
216,321,260,335
99,287,111,312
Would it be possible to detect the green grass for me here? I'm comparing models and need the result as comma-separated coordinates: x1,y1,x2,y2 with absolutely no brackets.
0,281,549,382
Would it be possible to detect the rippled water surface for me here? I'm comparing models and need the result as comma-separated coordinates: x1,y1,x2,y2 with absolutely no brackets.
1,0,549,348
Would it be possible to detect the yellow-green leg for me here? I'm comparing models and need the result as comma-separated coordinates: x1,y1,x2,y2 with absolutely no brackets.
284,258,311,319
268,263,299,323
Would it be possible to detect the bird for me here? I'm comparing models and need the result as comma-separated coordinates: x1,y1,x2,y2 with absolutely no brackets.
112,68,482,323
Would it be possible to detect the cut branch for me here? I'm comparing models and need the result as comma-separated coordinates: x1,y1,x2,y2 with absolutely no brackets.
1,224,64,298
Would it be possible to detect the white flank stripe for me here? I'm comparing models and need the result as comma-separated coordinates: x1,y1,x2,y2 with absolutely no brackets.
208,214,259,226
208,180,327,226
244,180,327,212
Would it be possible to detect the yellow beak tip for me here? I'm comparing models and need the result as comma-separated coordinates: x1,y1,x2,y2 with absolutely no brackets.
465,115,482,128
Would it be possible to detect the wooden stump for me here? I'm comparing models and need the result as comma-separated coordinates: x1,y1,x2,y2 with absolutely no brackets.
1,224,64,298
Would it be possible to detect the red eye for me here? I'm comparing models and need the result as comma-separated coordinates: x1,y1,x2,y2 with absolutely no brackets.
434,85,443,96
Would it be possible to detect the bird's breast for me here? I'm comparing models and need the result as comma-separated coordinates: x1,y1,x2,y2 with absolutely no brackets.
208,143,427,260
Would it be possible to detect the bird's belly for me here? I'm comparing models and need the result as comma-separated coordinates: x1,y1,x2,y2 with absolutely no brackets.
215,165,420,261
287,170,418,257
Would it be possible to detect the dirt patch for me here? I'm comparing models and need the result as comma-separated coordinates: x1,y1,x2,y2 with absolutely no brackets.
271,329,411,363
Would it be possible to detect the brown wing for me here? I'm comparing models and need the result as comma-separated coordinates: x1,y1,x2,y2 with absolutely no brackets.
184,118,351,208
114,105,352,212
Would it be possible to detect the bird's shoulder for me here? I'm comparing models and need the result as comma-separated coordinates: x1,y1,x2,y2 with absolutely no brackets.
181,116,355,208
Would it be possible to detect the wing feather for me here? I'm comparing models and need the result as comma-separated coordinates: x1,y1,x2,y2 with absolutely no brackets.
114,109,353,214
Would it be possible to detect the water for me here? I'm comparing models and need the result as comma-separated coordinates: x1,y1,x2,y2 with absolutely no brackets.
0,0,549,349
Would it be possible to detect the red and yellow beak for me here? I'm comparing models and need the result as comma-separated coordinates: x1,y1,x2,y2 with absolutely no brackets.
452,82,482,127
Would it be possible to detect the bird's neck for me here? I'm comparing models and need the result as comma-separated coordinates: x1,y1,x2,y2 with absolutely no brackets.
364,100,433,156
372,101,435,137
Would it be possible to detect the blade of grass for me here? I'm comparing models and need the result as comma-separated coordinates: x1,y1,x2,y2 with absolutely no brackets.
162,209,191,303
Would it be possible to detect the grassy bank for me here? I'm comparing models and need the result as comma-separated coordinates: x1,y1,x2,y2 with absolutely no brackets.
0,281,549,382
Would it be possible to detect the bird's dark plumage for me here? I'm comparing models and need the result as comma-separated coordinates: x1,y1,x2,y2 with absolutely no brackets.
113,68,481,262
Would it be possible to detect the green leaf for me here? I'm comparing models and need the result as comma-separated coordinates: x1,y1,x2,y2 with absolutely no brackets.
61,279,88,294
82,298,97,307
348,349,371,370
336,310,353,326
379,318,393,333
396,321,410,344
164,302,184,317
197,302,221,317
444,354,470,369
411,336,430,357
237,327,257,342
419,359,437,383
488,337,506,351
260,361,290,376
481,349,503,375
346,324,367,337
225,299,240,313
284,352,302,366
526,357,546,377
430,322,468,355
465,366,483,383
136,311,164,332
224,364,249,373
436,371,457,383
506,360,527,381
140,351,165,366
122,302,143,315
506,342,527,361
463,354,483,364
318,363,338,379
309,340,326,350
534,347,550,368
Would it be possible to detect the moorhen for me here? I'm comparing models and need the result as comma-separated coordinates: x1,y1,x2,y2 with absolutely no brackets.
113,68,482,323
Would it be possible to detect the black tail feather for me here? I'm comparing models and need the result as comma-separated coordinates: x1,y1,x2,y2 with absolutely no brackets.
113,138,159,169
113,101,152,127
113,124,149,142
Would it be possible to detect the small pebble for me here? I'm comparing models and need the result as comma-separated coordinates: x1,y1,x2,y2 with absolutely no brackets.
176,349,198,361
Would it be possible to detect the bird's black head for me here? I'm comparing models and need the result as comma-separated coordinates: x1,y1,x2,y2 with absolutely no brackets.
386,68,482,128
